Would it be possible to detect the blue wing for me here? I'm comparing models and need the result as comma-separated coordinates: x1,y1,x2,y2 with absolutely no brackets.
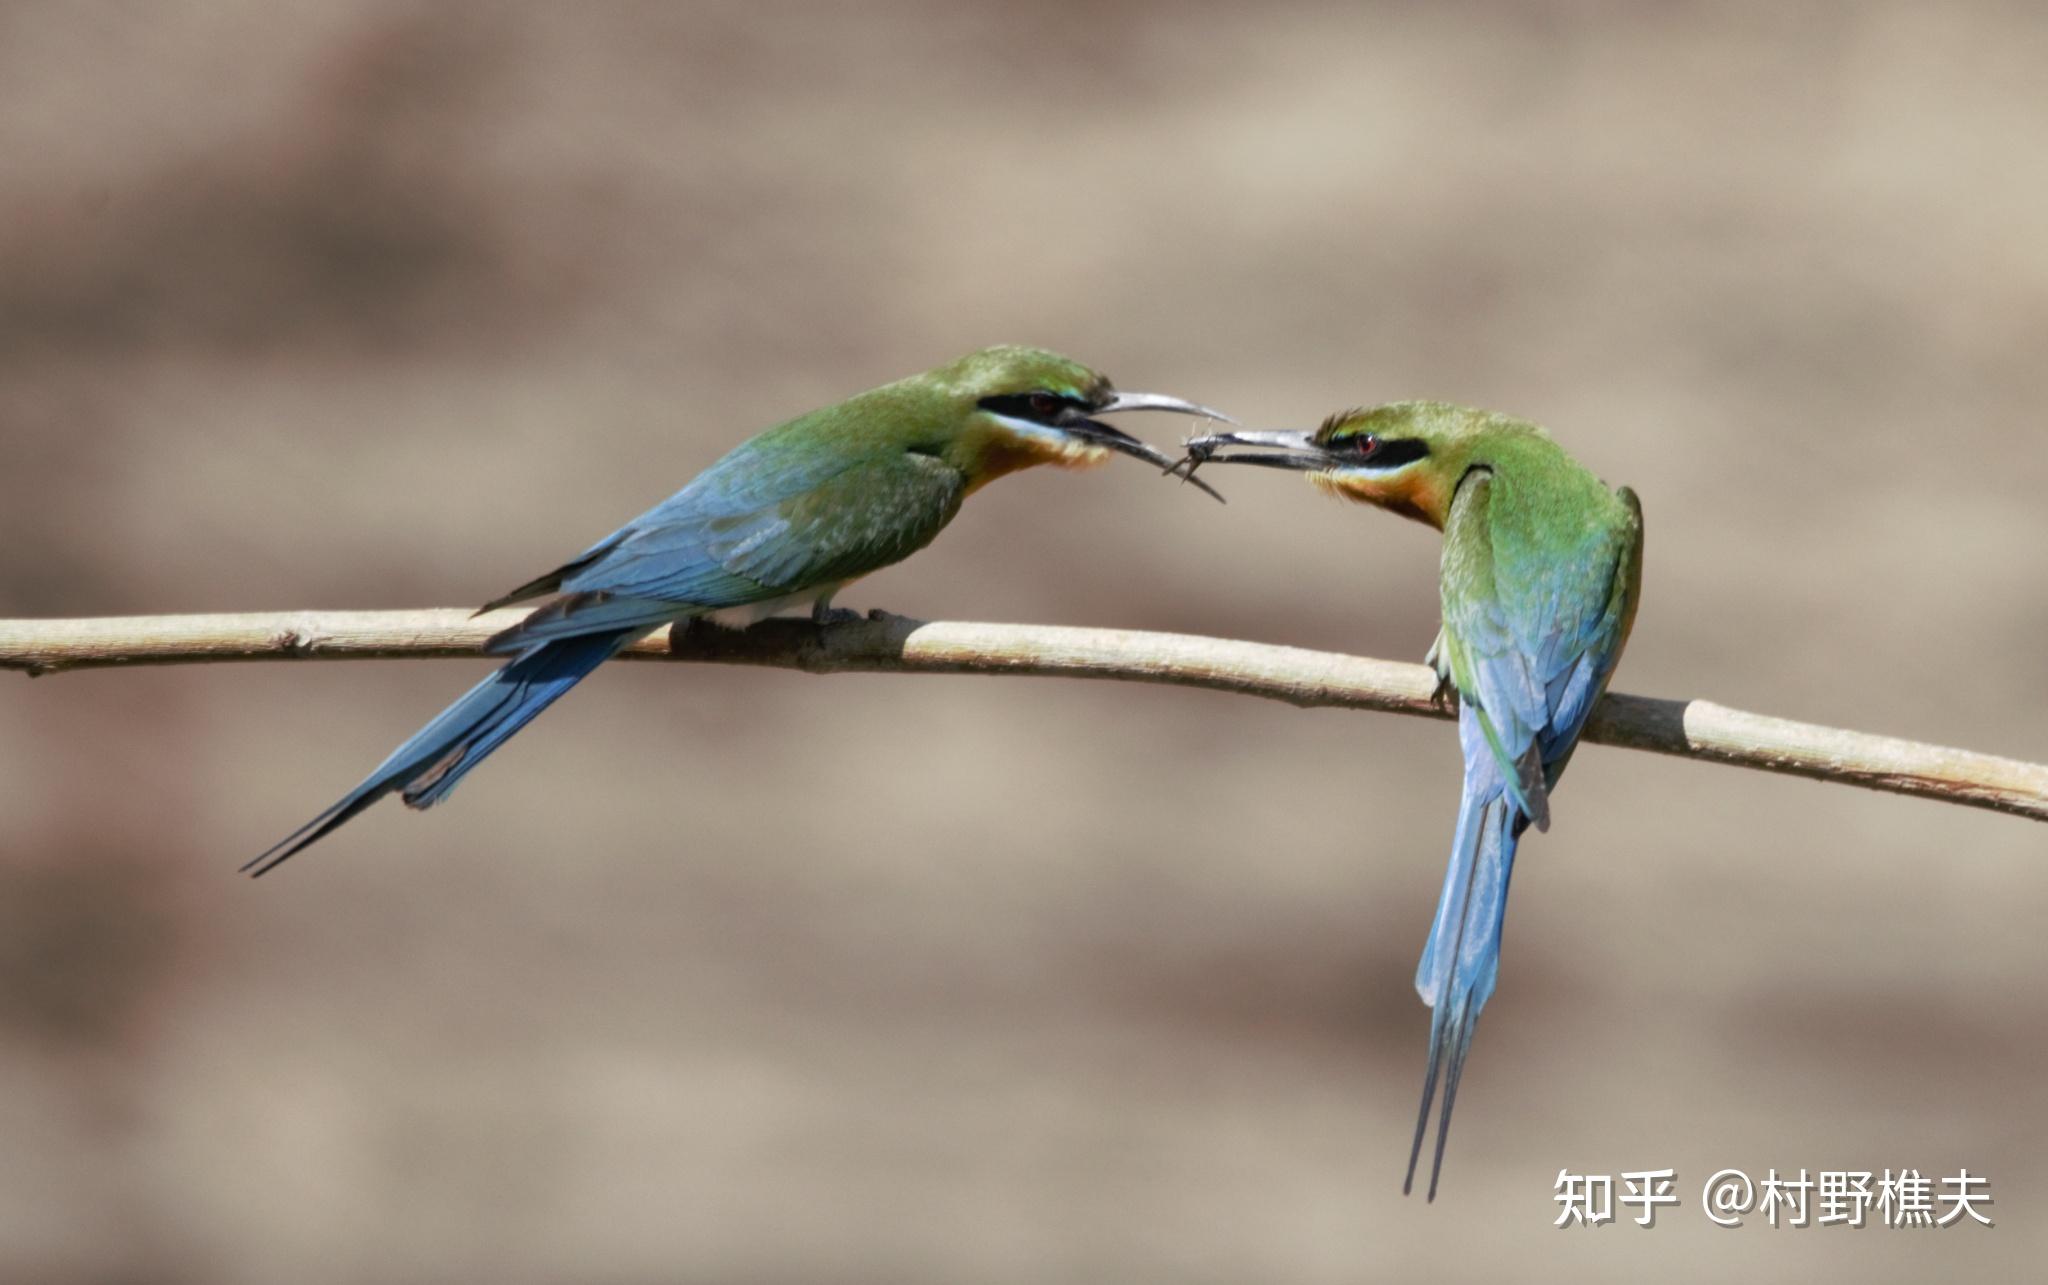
482,447,967,652
1406,475,1642,1198
472,423,881,614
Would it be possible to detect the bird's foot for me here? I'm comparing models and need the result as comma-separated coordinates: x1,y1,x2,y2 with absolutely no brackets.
1429,673,1458,712
811,605,864,627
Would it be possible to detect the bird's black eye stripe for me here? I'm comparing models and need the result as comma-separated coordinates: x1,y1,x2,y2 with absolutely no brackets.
978,392,1086,424
1342,435,1430,469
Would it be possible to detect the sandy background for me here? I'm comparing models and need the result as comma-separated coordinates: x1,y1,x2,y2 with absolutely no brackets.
4,2,2046,1281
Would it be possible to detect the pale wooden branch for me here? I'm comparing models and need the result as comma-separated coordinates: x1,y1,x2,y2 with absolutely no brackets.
3,609,2043,824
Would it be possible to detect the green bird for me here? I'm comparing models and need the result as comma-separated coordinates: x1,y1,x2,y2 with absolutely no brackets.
247,346,1231,875
1184,403,1643,1199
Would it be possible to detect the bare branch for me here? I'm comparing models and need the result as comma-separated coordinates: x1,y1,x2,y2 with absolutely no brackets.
4,609,2043,824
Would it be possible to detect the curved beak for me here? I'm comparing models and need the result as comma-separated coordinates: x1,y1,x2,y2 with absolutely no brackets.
1068,391,1237,503
1175,427,1332,477
1094,391,1239,424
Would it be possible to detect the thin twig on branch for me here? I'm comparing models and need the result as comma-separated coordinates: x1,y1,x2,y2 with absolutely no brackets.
3,609,2043,824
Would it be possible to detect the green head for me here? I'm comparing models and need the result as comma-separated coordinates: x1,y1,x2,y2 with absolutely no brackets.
927,346,1234,500
1181,401,1547,528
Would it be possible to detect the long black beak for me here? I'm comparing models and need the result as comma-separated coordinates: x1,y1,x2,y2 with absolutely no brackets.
1174,427,1332,480
1073,391,1237,503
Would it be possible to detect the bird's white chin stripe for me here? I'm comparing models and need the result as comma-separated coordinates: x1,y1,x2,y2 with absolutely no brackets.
984,413,1111,465
1329,460,1425,479
985,412,1070,445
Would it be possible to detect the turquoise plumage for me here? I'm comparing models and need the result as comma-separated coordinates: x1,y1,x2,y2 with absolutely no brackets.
1185,403,1643,1198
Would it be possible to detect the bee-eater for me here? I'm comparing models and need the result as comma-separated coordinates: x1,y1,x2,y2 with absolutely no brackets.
1182,404,1643,1199
247,346,1231,876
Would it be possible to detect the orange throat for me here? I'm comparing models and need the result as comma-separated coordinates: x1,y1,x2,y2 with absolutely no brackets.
1309,468,1450,528
962,425,1112,496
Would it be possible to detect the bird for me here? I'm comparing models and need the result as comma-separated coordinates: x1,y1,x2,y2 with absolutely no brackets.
1180,403,1643,1200
246,346,1233,876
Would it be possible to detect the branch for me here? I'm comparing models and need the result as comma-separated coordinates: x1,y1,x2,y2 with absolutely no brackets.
4,609,2043,824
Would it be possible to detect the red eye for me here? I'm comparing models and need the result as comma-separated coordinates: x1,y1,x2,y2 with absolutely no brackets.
1352,434,1379,456
1029,392,1061,417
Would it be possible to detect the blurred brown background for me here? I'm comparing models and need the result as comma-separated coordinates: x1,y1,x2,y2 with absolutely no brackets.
4,2,2046,1281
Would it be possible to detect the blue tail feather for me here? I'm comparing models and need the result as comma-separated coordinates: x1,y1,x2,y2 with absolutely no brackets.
1405,758,1521,1200
244,629,638,876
